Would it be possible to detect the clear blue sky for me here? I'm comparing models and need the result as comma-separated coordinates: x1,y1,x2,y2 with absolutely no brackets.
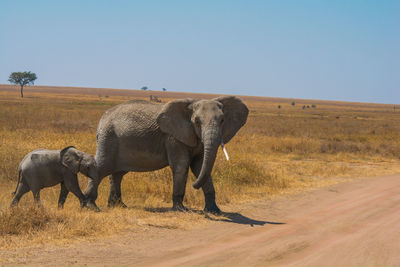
0,0,399,104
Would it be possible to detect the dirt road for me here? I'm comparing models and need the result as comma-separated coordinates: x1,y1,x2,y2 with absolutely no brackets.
2,174,400,267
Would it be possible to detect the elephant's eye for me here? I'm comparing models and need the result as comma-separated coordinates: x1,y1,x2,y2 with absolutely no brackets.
221,118,224,124
195,117,200,126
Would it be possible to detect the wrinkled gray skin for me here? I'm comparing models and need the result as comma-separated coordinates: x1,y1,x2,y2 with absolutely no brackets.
11,146,98,210
84,96,248,213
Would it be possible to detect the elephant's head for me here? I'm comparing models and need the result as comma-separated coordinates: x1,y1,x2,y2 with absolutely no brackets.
157,96,248,189
60,146,98,180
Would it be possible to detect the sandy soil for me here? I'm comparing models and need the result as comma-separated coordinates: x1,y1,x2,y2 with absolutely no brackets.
2,174,400,267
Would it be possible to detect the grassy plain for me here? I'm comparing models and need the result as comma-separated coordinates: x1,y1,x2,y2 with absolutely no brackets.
1,84,400,249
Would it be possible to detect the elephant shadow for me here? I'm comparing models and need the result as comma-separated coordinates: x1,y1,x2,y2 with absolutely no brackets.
144,207,285,227
205,212,285,227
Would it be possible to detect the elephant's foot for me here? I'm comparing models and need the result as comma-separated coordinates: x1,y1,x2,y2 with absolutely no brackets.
204,193,221,214
172,195,188,212
172,202,189,212
85,200,101,212
204,203,221,214
108,197,127,208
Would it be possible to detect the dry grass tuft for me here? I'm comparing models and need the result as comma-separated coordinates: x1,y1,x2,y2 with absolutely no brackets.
0,206,57,236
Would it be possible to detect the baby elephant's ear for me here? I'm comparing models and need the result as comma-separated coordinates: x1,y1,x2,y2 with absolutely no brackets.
60,146,81,174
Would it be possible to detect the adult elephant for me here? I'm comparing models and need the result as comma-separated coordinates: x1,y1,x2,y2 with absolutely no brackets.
84,96,248,213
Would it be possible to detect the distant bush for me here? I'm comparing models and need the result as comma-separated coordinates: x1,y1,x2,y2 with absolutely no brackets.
8,71,37,98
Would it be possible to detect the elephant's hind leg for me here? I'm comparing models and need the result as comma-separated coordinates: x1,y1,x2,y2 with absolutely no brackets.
108,171,127,208
10,182,30,207
58,182,69,208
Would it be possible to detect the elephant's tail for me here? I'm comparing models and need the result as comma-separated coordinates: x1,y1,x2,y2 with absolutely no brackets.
11,169,22,196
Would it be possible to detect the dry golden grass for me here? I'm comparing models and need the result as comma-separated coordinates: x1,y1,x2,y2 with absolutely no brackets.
1,84,400,249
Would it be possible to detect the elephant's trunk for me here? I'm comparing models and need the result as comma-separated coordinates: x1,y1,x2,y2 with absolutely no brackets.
192,127,220,189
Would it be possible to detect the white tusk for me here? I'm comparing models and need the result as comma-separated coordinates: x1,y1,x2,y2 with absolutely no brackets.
221,142,230,161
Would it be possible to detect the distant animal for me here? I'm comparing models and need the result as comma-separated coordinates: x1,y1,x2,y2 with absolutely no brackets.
84,96,248,213
149,95,162,102
11,146,98,210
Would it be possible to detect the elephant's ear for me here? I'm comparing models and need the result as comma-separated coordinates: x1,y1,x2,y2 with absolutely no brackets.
214,96,249,144
157,99,197,147
60,146,82,174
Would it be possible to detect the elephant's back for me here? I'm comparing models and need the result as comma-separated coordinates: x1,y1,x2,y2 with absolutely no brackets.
20,149,56,166
20,149,61,177
98,100,163,138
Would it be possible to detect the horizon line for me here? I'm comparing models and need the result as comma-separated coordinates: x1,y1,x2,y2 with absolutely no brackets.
0,83,398,106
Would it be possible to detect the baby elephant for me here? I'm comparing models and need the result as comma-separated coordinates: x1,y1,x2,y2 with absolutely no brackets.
11,146,98,210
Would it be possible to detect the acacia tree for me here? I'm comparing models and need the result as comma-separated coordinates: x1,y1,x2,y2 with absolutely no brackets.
8,71,37,98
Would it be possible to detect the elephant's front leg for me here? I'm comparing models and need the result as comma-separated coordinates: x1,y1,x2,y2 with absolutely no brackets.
64,174,91,209
201,176,221,214
108,171,127,208
171,164,190,211
58,182,69,209
167,145,191,211
84,179,101,211
190,158,221,214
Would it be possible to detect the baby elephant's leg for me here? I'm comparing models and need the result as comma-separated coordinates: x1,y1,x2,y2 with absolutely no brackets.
58,182,69,208
63,174,87,208
31,188,42,207
10,182,30,207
